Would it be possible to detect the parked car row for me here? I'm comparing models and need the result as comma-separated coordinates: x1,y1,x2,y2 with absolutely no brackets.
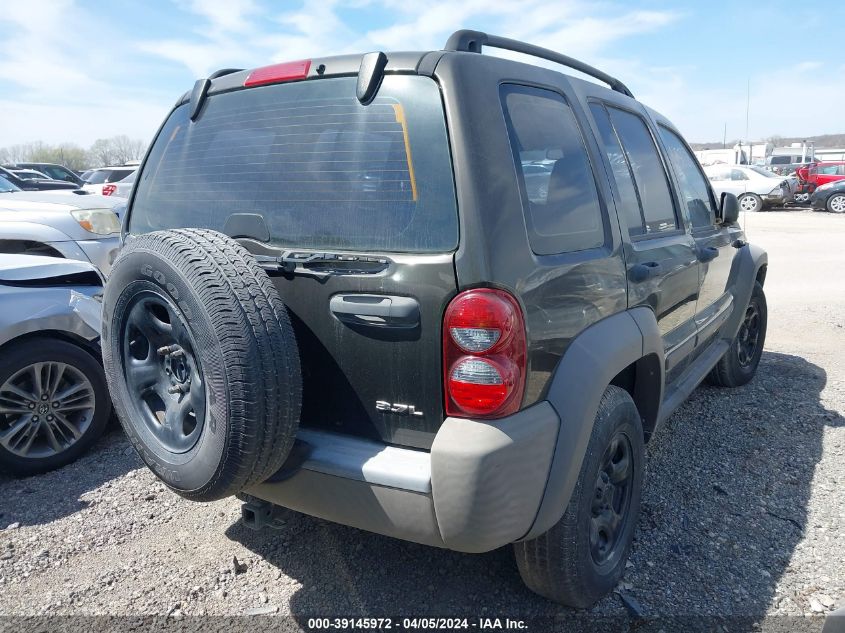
3,162,138,198
794,161,845,203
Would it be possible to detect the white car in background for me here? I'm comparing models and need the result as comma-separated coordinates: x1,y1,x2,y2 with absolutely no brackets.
82,166,135,197
112,170,136,199
703,164,794,212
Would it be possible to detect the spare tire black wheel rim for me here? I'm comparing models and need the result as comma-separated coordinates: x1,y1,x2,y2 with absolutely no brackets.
737,302,761,368
122,292,206,454
590,431,634,567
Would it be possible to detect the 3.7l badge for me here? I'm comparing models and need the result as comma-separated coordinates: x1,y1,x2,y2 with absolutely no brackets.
375,401,424,417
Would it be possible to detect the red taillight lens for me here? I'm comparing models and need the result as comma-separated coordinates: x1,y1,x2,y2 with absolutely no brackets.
244,60,311,87
443,289,526,418
102,184,116,196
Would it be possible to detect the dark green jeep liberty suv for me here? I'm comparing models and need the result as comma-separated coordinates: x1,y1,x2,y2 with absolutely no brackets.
103,30,768,607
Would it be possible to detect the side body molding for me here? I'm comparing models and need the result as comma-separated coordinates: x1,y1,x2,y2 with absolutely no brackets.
522,307,664,540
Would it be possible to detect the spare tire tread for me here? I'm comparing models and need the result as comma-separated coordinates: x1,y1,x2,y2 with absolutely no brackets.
105,229,301,500
177,229,301,486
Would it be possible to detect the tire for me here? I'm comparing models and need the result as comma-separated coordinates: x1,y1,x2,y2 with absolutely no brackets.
707,281,767,388
738,193,763,213
514,386,644,608
827,193,845,214
102,229,302,501
0,338,110,477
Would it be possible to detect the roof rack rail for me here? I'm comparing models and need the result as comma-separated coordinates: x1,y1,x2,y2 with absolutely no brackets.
444,29,634,99
208,67,244,80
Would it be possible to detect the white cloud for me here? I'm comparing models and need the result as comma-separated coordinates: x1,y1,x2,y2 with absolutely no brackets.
0,1,174,147
5,0,838,148
180,0,259,34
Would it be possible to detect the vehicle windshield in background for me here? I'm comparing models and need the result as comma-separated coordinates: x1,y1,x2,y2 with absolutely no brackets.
749,166,781,178
0,175,20,193
129,75,458,253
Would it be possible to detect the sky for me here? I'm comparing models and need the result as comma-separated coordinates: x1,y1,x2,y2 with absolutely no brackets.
0,0,843,148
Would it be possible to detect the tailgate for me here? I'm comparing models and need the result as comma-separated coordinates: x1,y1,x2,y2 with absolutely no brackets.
267,252,456,449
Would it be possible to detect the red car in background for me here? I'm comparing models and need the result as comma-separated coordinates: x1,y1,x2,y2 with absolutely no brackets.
794,161,845,203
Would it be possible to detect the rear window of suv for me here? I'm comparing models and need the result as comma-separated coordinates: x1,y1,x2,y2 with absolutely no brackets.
129,75,458,253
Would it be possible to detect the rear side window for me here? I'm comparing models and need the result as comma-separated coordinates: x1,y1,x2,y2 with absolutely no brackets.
500,84,605,255
589,103,646,237
658,125,718,229
130,76,458,253
605,106,678,236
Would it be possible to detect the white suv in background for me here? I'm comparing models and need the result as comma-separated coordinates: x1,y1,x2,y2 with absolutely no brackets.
82,166,136,197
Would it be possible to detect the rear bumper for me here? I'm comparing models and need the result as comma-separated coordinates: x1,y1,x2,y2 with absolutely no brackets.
243,401,560,553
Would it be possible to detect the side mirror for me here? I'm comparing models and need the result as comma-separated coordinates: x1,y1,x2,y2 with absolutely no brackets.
719,193,739,225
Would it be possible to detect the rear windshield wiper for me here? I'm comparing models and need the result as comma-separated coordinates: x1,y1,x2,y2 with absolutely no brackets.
253,251,390,279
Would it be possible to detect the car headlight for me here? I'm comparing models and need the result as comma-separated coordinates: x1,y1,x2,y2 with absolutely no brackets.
768,186,782,196
70,208,121,235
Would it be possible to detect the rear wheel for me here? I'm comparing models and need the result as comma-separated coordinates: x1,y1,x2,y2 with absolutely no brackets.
0,339,110,476
103,229,302,501
707,281,767,387
514,386,644,607
738,193,763,213
827,193,845,213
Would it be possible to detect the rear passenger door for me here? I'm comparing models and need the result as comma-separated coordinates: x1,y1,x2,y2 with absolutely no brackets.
588,101,700,382
657,124,739,347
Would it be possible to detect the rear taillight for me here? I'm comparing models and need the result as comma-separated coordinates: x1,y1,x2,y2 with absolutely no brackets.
244,60,311,87
102,184,116,196
443,289,526,418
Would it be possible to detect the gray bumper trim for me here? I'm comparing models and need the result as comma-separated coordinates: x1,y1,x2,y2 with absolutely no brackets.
245,401,560,553
297,429,431,493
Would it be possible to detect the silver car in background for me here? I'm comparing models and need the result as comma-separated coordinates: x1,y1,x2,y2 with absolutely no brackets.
0,174,121,276
0,254,111,476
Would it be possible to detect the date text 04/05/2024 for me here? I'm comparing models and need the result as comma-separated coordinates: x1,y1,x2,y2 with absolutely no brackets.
306,617,528,630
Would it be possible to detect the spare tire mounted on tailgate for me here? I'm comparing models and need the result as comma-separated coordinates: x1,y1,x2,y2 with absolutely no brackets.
103,229,301,501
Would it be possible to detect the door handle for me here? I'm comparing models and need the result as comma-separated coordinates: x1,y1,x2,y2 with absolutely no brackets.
697,246,719,263
330,294,419,328
629,262,663,282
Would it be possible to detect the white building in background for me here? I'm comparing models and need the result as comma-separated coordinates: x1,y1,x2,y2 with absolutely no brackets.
694,141,772,166
696,140,845,169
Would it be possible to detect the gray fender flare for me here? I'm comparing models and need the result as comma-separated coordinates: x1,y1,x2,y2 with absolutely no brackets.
521,306,663,540
722,243,768,341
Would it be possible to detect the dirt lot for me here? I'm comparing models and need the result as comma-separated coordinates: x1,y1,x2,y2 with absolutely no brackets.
0,209,842,628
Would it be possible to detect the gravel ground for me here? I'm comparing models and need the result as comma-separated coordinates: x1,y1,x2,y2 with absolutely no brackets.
0,209,842,630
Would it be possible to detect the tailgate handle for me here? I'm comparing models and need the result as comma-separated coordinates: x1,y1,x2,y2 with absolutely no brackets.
330,294,419,328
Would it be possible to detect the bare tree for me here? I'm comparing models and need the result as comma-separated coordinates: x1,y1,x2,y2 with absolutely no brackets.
110,135,146,165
